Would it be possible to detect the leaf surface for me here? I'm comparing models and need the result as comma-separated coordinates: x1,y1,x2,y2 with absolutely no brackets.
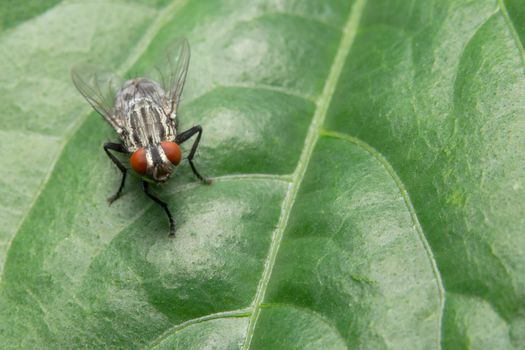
0,0,523,349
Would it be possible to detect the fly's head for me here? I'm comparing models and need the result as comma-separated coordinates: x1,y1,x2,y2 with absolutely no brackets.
130,141,182,183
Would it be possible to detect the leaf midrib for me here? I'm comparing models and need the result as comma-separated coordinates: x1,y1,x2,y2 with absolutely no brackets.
241,0,368,348
0,0,188,282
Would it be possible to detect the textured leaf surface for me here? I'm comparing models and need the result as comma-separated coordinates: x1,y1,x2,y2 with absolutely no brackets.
0,0,523,349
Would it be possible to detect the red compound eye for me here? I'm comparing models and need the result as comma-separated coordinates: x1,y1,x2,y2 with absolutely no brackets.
130,148,147,174
161,141,182,165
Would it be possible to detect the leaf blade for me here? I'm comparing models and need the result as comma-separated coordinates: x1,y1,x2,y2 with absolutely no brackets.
1,0,523,348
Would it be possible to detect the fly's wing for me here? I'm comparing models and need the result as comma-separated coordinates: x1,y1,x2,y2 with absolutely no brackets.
71,65,124,131
151,38,190,115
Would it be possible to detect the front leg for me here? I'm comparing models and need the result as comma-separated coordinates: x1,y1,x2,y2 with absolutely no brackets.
103,142,128,204
143,181,175,236
176,125,211,184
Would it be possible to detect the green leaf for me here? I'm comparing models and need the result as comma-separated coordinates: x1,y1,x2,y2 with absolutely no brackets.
0,0,523,349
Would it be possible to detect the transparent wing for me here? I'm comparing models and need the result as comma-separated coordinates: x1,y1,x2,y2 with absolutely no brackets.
71,65,124,130
151,38,190,113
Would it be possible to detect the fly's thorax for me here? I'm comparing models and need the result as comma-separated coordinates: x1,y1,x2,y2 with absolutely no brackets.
130,141,182,183
114,78,177,152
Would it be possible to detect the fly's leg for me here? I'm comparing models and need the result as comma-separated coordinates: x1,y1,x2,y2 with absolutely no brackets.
175,125,211,184
103,143,128,204
143,181,175,236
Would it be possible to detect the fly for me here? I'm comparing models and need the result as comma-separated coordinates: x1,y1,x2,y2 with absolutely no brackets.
72,38,210,236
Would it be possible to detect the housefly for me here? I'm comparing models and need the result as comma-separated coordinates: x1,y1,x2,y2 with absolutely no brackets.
72,38,210,236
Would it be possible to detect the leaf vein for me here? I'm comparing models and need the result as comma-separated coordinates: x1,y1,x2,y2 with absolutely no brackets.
144,308,253,349
80,174,292,283
254,12,342,32
260,302,347,346
320,129,445,349
498,0,525,70
183,83,316,107
241,0,367,348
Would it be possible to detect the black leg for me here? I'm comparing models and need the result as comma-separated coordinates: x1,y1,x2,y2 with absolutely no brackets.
103,142,128,204
175,125,211,184
143,181,175,236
